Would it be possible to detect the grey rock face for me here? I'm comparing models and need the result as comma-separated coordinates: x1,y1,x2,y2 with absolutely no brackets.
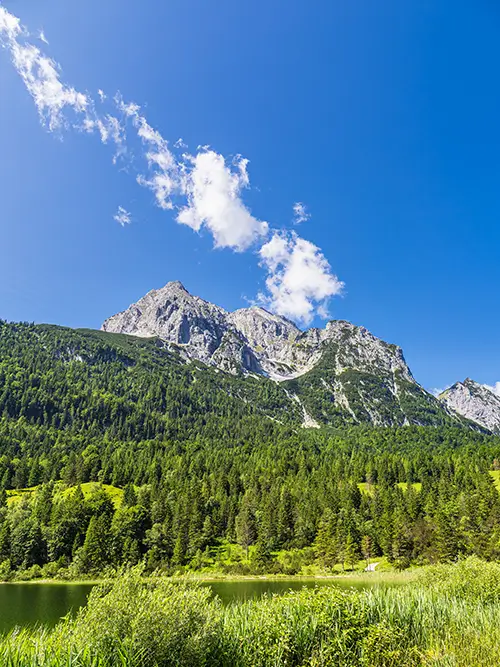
102,281,230,365
439,379,500,433
101,281,464,428
102,282,415,382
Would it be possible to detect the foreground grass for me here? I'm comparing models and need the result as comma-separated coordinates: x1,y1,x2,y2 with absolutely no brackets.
0,558,499,666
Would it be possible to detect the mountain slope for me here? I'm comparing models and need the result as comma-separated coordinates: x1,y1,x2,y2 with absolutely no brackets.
0,320,304,440
439,379,500,433
102,282,461,428
283,322,455,427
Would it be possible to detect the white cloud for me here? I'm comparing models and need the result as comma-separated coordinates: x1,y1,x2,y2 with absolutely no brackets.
83,114,126,162
0,10,88,131
177,150,268,251
9,43,88,130
293,201,310,224
114,206,131,226
117,97,179,210
258,231,344,324
0,7,345,324
0,8,125,154
0,7,22,41
484,382,500,397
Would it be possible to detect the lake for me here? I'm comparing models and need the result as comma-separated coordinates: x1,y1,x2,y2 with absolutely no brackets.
0,577,386,633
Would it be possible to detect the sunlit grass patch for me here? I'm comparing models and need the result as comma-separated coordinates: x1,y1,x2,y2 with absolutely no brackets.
489,469,500,492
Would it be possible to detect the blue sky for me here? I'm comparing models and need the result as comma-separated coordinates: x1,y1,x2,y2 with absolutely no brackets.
0,0,498,393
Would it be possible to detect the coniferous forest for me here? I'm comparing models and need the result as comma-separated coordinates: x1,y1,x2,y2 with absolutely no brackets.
1,319,500,579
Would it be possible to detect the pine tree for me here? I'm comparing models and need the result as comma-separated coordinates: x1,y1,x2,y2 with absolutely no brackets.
361,534,373,568
313,509,336,569
235,496,256,559
344,531,360,571
123,483,137,507
80,514,111,573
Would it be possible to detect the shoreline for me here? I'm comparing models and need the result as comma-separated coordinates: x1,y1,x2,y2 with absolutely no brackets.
0,568,417,586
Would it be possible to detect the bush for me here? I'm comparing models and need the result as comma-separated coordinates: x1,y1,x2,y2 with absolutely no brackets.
61,566,223,666
3,559,500,666
418,556,500,603
360,622,422,667
14,564,42,581
0,559,12,581
222,586,368,667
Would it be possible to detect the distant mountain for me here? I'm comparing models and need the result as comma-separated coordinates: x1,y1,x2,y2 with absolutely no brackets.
439,379,500,433
102,281,462,428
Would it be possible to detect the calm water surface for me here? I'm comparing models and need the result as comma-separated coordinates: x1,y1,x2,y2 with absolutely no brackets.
0,583,94,633
0,577,386,633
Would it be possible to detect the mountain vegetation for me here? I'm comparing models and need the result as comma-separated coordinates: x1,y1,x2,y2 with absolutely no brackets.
0,320,500,579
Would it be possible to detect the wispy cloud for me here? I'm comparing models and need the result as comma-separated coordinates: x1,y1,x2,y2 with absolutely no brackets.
0,6,344,324
114,206,132,227
0,11,88,131
0,7,22,41
0,7,126,149
11,43,88,130
293,202,310,225
117,97,180,210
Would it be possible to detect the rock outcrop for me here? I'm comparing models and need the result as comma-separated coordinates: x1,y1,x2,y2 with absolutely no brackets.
102,281,460,428
439,379,500,434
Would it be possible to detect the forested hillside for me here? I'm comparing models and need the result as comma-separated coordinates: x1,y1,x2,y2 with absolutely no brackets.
0,320,499,579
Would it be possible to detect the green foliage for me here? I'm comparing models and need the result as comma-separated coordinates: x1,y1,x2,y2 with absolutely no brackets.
417,555,500,603
3,559,500,665
1,321,500,577
221,586,368,667
360,622,422,667
65,566,222,666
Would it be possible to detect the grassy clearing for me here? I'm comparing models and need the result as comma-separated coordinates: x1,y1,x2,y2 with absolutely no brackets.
6,486,38,504
489,469,500,491
6,479,421,507
7,481,124,508
59,482,123,507
357,481,422,495
0,558,498,665
396,481,422,493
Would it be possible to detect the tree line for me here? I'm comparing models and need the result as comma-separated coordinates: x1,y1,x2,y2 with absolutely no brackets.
0,321,499,577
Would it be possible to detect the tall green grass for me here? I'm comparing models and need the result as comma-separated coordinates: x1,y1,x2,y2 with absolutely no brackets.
0,558,499,666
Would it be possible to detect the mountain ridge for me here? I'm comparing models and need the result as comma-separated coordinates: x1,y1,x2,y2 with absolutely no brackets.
102,281,411,380
439,379,500,434
100,281,468,429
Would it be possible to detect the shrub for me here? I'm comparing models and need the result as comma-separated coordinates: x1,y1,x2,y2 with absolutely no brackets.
360,622,422,667
61,566,223,666
418,556,500,603
221,586,368,667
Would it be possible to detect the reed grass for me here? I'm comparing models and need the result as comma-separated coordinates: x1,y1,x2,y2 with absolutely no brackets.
0,558,498,666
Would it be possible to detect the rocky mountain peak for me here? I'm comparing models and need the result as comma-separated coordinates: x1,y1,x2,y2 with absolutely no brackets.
100,282,465,428
156,280,190,295
102,281,229,364
438,380,500,433
101,283,413,381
